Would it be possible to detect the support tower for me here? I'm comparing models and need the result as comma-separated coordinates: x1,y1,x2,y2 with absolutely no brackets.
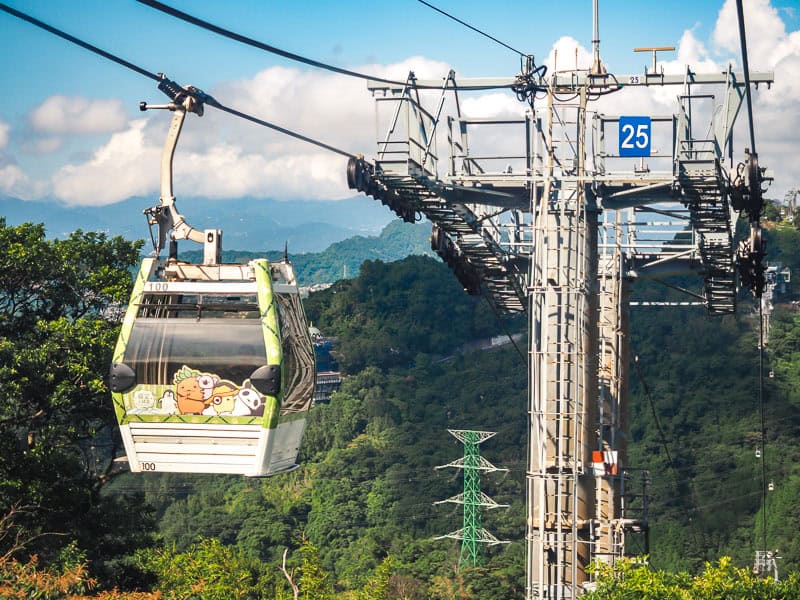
349,55,772,598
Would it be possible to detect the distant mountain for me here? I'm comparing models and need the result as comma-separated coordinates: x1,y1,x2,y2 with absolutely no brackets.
181,218,435,286
0,195,394,253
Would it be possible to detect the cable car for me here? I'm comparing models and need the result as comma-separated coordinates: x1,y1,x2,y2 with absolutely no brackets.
108,77,315,476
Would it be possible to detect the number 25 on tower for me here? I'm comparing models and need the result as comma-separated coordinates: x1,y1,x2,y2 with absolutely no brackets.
619,116,651,157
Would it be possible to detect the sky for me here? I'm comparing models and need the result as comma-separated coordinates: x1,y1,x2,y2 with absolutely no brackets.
0,0,798,211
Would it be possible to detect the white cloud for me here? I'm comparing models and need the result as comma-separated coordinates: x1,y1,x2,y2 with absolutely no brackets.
0,161,47,199
461,93,526,119
25,137,63,155
207,56,452,159
0,164,27,195
41,8,800,207
712,0,799,69
175,145,351,200
0,120,8,150
545,36,594,73
48,57,454,206
667,29,720,74
51,119,159,205
30,96,127,135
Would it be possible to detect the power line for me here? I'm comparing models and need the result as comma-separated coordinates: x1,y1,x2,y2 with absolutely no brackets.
632,353,704,551
0,3,356,158
136,0,514,91
415,0,526,58
481,293,527,366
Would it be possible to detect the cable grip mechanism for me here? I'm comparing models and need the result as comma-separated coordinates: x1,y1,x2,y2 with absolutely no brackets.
139,74,221,265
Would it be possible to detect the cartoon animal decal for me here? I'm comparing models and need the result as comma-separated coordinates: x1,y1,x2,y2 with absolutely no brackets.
202,381,239,416
173,369,207,415
197,374,218,401
126,366,269,418
158,390,178,415
232,380,265,417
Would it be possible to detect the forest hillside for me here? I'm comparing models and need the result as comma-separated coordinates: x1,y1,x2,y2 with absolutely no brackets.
0,212,799,597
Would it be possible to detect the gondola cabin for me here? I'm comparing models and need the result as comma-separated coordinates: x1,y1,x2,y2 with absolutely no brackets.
109,257,314,476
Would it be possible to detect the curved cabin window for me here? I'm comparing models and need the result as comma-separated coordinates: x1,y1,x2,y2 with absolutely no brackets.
125,292,265,387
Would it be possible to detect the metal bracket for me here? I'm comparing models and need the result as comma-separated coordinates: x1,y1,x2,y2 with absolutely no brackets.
140,76,222,265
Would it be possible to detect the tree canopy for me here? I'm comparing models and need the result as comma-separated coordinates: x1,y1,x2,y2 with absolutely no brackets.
0,219,151,587
3,213,800,597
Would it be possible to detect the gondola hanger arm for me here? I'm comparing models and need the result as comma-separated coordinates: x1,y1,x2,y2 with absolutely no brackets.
141,75,220,263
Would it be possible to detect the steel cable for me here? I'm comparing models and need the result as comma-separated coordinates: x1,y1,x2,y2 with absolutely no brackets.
136,0,516,91
416,0,526,58
0,2,357,158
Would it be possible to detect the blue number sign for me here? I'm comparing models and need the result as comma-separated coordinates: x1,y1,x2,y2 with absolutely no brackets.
619,116,651,157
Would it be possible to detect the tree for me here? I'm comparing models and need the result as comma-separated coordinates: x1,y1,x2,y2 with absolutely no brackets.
296,540,335,600
0,541,163,599
136,537,269,600
584,557,800,599
0,219,150,586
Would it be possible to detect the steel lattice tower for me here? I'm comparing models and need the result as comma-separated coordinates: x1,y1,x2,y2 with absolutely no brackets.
435,429,509,566
349,45,773,598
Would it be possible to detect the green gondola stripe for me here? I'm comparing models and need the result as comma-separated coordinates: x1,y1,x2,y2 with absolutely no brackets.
254,259,282,430
112,258,156,423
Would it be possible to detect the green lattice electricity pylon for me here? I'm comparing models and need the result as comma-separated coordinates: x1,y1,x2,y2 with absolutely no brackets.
434,429,509,566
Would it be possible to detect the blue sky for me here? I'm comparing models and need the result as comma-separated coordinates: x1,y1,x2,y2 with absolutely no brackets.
0,0,798,208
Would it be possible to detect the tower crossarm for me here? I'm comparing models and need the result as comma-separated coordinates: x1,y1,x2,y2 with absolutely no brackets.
436,527,511,546
366,70,773,93
447,429,499,444
434,491,510,509
592,62,768,314
435,455,508,473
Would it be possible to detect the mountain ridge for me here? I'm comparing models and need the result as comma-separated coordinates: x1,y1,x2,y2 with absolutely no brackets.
0,194,394,253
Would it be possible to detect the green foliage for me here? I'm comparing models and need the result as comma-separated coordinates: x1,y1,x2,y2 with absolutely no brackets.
627,307,765,569
282,219,433,286
0,541,162,599
136,537,269,600
0,221,140,330
303,256,510,372
762,200,782,223
355,555,394,600
0,219,151,586
0,542,94,599
585,557,800,599
765,224,800,274
10,213,800,597
296,540,335,599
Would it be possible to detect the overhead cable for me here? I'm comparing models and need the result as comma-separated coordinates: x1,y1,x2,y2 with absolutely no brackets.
757,304,768,556
416,0,526,57
632,353,704,550
0,2,160,82
0,3,356,158
735,0,757,155
206,98,355,158
136,0,514,91
481,293,527,366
